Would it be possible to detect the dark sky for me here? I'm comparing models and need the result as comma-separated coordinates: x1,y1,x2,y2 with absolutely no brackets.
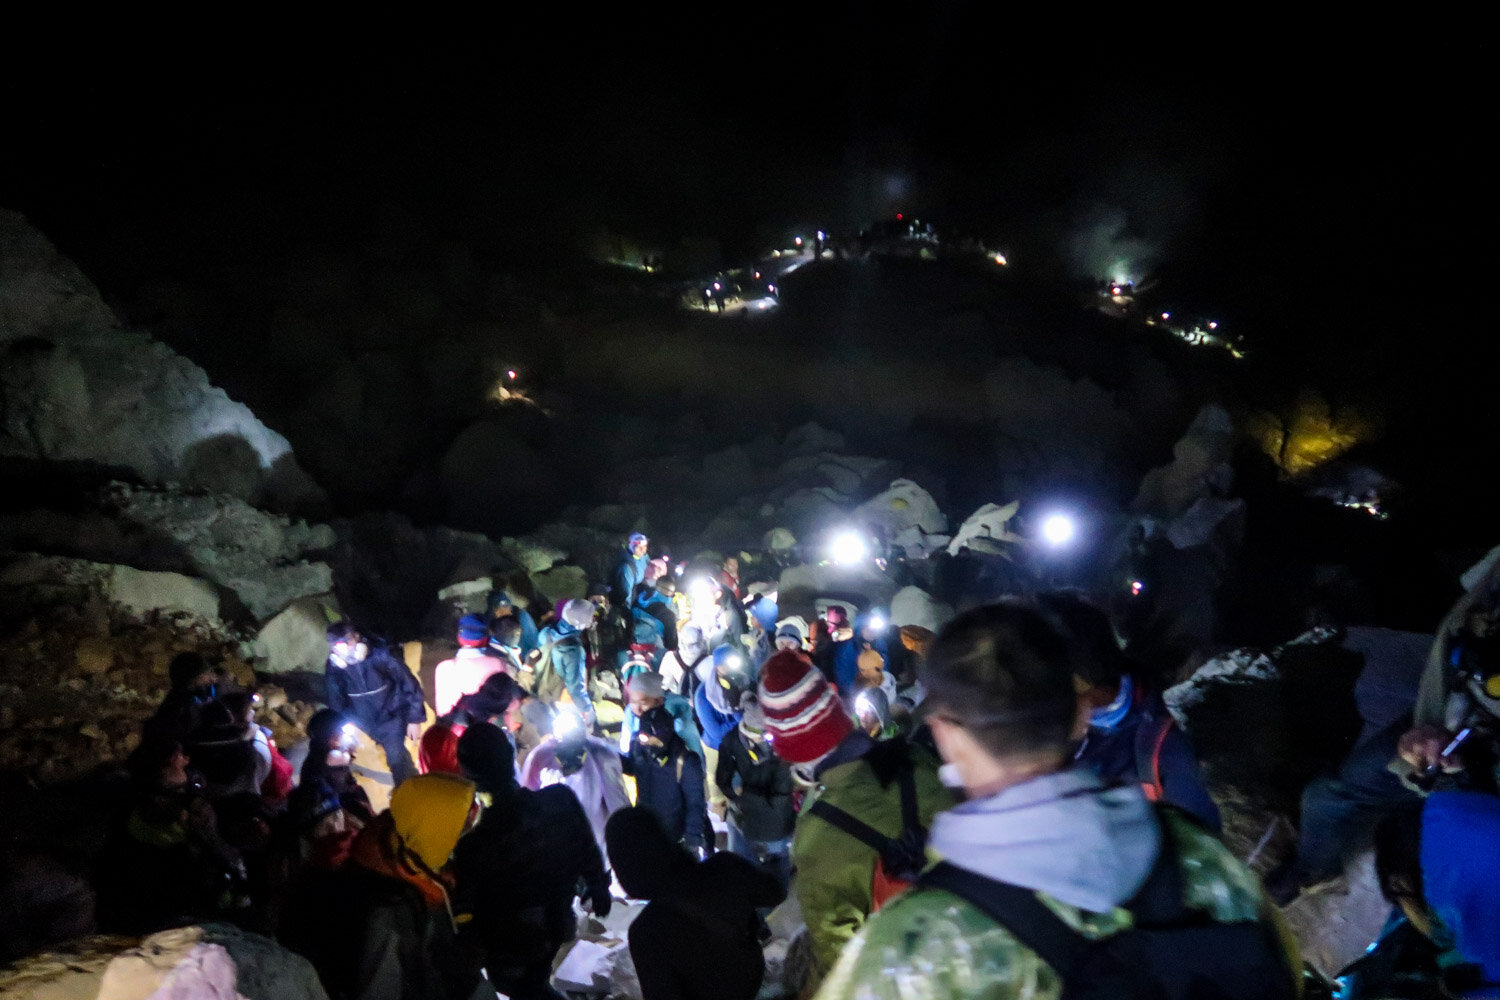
3,17,1493,385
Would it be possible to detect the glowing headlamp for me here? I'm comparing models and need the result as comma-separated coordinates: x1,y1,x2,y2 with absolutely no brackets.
553,711,584,740
1039,513,1077,548
867,615,887,633
829,530,869,565
854,692,877,718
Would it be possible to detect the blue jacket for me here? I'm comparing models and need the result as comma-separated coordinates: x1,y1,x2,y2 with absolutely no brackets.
832,614,890,695
693,680,741,752
539,621,591,716
620,692,704,762
1075,686,1221,832
1422,791,1500,983
325,642,425,729
614,548,649,609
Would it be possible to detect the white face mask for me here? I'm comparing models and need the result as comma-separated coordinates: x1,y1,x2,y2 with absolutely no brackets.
937,762,966,788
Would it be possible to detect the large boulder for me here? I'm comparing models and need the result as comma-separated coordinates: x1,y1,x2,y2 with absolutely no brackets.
249,594,341,674
0,482,335,624
1132,404,1236,517
0,209,326,514
890,585,953,633
0,554,221,627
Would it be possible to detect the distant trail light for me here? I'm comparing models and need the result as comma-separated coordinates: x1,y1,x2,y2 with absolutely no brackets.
1208,321,1219,330
817,230,826,241
1130,580,1145,596
754,271,761,280
767,284,776,293
1039,513,1077,548
895,212,903,220
713,282,721,291
994,253,1007,265
506,369,518,381
794,236,803,246
829,530,869,565
1161,312,1170,321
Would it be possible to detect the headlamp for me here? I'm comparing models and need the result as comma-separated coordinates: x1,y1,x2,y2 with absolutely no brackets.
829,530,869,565
553,711,584,740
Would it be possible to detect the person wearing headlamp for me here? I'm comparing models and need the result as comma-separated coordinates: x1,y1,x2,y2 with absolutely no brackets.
518,709,631,862
695,644,755,820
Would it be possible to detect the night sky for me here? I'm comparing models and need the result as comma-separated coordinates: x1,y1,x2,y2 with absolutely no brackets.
4,18,1493,445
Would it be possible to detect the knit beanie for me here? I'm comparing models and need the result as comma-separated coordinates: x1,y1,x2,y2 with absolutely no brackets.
757,650,852,763
627,670,665,700
456,614,490,648
775,619,806,646
456,722,517,795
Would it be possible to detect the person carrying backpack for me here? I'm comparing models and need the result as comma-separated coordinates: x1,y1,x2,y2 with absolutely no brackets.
812,601,1299,1000
534,599,597,724
756,650,955,992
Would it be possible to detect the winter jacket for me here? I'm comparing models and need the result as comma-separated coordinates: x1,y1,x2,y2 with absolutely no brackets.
282,817,483,1000
325,644,425,729
537,621,591,717
614,548,649,610
519,734,632,862
813,769,1296,1000
432,648,508,718
620,692,704,760
794,735,957,986
832,616,891,696
1076,688,1221,832
694,676,742,751
451,784,611,975
623,738,710,850
629,853,784,1000
716,727,795,842
1421,791,1500,984
636,588,679,651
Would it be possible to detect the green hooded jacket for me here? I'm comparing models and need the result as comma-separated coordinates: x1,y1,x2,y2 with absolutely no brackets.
792,737,957,990
812,809,1300,1000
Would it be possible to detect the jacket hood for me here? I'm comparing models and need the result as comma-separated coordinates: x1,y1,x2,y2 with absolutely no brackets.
928,767,1160,913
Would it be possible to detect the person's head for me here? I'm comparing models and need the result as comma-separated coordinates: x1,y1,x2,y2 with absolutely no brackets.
456,614,490,649
922,600,1081,794
859,609,889,644
587,582,611,615
825,605,848,631
305,708,358,773
473,671,527,731
456,722,517,796
388,773,479,876
627,671,666,717
679,625,706,662
127,734,191,791
326,622,368,666
488,591,515,619
723,555,740,579
758,650,853,765
552,710,589,774
561,598,595,632
739,694,768,744
218,690,257,731
606,806,683,900
655,576,678,599
168,652,216,693
713,645,754,707
855,645,887,687
628,532,649,559
490,616,523,652
748,595,778,635
776,621,805,652
1034,589,1132,736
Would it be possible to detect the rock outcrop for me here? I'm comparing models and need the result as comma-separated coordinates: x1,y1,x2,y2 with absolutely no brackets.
0,208,325,514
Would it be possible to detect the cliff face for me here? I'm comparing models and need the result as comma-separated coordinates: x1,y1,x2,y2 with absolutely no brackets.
0,208,325,515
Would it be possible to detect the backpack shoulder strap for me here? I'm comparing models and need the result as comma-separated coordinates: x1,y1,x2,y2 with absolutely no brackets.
807,798,891,853
918,862,1093,978
896,753,921,837
1134,713,1175,801
1122,806,1185,925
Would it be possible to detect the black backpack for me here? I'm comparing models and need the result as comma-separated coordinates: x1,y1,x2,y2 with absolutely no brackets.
917,810,1296,1000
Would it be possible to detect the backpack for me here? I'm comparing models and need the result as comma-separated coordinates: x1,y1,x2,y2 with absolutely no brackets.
530,634,577,706
807,755,926,910
1134,713,1175,803
917,809,1296,1000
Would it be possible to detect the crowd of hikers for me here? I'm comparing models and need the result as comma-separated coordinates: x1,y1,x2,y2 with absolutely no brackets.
76,530,1500,998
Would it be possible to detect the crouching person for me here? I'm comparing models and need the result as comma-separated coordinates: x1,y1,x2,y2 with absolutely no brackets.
281,772,486,1000
814,601,1298,1000
452,723,612,1000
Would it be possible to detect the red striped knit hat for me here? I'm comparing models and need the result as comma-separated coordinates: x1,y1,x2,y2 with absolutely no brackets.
757,650,852,763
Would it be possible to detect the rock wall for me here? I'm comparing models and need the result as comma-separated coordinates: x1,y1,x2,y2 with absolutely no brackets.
0,208,325,514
